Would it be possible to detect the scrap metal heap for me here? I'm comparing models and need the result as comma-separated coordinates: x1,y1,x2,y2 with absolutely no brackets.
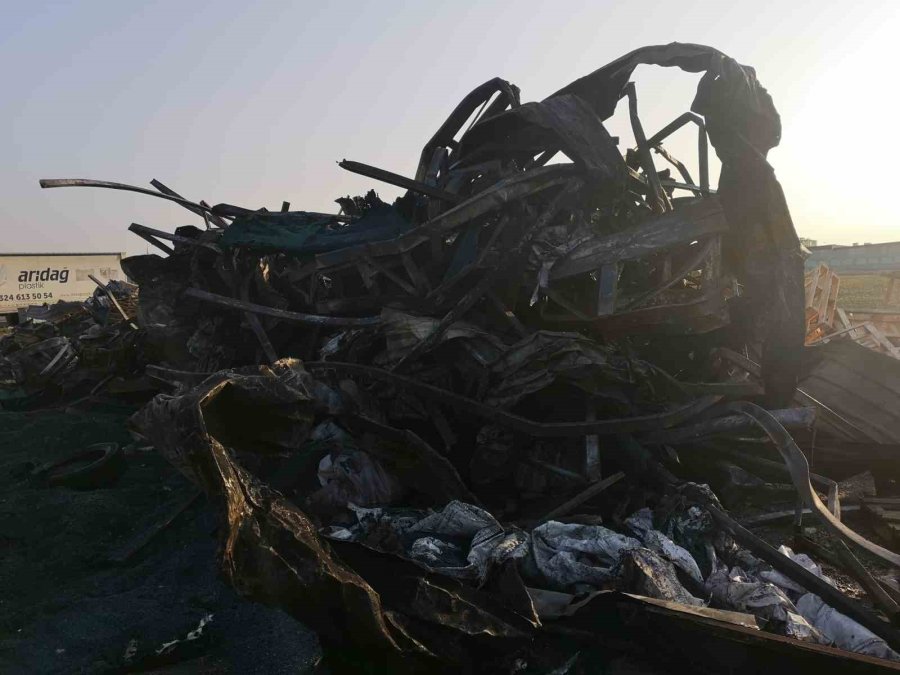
12,44,900,671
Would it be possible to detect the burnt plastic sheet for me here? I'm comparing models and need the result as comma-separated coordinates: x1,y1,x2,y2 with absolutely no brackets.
456,94,626,177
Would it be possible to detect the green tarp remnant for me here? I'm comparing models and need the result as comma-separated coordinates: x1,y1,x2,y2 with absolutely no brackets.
221,205,411,255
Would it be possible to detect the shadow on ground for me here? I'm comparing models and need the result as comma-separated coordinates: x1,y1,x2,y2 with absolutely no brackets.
0,405,322,674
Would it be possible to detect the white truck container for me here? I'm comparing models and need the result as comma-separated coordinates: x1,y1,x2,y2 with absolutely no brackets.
0,252,126,315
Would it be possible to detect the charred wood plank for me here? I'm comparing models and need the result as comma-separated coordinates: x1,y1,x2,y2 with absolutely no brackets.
426,214,511,303
308,360,718,438
395,184,578,370
240,284,278,365
486,291,529,337
639,407,815,444
128,223,221,253
151,179,229,228
339,160,462,203
423,165,575,236
537,471,625,525
551,197,727,280
88,274,137,329
184,288,380,327
130,228,174,255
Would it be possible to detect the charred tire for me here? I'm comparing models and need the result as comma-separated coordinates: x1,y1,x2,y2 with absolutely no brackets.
37,442,124,490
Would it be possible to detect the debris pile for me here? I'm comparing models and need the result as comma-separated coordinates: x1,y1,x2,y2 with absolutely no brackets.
0,279,140,407
14,43,900,671
804,263,900,359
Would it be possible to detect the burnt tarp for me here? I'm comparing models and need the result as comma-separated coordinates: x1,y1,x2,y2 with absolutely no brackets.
219,194,412,255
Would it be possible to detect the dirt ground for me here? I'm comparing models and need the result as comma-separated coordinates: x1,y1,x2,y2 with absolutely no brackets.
838,275,888,308
0,404,322,674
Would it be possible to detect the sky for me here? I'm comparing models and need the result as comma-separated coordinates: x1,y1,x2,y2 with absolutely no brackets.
2,0,898,255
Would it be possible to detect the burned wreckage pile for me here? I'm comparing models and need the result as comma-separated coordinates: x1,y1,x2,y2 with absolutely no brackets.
11,43,900,671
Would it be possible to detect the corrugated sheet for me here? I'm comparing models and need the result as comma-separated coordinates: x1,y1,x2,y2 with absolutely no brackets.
799,340,900,443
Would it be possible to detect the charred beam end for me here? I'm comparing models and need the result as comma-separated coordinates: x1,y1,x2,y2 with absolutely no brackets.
659,179,715,196
150,179,228,228
536,471,625,525
308,360,718,437
184,288,381,327
131,229,174,256
339,160,462,203
149,179,206,218
128,223,221,254
198,200,229,228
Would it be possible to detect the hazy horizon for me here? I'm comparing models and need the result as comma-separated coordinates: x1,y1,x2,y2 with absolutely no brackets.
3,0,898,256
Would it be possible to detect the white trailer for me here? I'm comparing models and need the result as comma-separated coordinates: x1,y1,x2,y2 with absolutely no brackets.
0,252,126,315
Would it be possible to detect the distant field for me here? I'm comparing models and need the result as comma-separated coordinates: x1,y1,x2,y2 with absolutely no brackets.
839,275,888,308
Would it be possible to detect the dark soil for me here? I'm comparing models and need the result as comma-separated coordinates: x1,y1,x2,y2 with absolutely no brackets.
0,405,321,674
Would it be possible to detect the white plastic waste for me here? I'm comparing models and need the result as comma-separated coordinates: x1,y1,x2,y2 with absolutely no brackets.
408,502,529,580
705,564,823,643
529,521,641,590
408,500,499,538
771,546,900,661
759,545,832,596
797,593,900,661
